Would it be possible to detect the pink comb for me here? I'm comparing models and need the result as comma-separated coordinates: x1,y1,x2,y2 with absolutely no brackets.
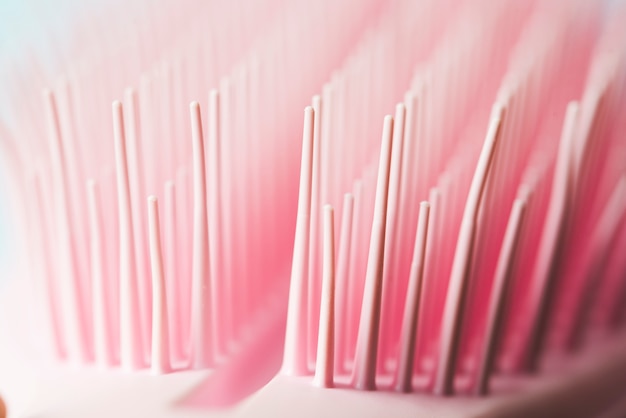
0,0,626,417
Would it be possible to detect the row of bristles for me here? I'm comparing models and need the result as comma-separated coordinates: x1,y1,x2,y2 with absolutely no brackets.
22,0,380,372
3,0,626,399
14,0,451,373
282,0,626,397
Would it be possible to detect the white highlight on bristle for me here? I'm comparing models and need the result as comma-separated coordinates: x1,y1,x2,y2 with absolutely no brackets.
381,102,406,371
113,100,145,371
475,198,526,395
335,193,355,375
283,107,315,376
87,179,114,368
190,101,212,368
308,95,323,370
353,115,394,391
434,107,503,395
207,89,225,360
314,205,336,388
395,201,430,393
148,196,171,374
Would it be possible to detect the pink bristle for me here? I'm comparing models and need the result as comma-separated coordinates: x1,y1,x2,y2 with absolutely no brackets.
379,102,406,374
593,201,626,331
345,180,365,370
44,89,91,364
189,101,211,369
352,114,394,391
394,201,430,393
334,193,355,375
148,195,171,375
307,95,323,371
113,100,144,370
217,77,236,347
474,198,527,395
207,89,226,361
163,180,183,363
282,106,315,377
33,170,67,361
277,0,626,400
123,88,150,355
434,106,504,395
564,176,626,350
1,0,626,416
313,204,336,388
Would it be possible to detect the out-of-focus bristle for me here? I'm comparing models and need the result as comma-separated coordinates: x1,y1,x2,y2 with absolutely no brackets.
394,201,430,393
113,99,144,371
0,0,625,415
148,195,171,375
474,198,526,396
280,0,626,400
189,100,211,369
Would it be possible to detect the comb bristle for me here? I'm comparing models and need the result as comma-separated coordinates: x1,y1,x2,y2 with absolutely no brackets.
0,0,625,416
